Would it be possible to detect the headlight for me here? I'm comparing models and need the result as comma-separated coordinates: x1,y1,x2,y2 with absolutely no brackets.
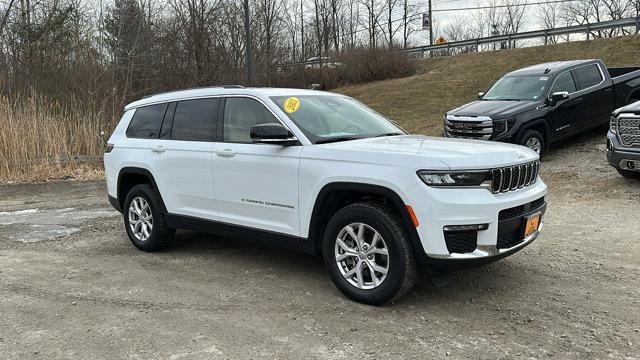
417,170,492,188
493,117,516,135
610,116,617,133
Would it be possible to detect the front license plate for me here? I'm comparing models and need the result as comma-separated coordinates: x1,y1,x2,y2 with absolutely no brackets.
524,212,541,237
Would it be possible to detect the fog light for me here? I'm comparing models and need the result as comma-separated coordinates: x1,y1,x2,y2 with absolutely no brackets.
443,224,489,232
628,161,635,169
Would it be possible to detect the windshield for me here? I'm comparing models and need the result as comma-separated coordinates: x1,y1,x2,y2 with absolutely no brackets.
483,75,549,101
270,95,405,143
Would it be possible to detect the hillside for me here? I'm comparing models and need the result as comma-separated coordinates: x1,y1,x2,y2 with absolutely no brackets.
336,35,640,136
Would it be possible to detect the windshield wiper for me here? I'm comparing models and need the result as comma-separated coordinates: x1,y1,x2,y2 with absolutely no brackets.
315,136,362,144
374,132,405,137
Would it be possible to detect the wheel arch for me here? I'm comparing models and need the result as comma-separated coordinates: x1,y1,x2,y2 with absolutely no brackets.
117,167,167,212
307,182,422,256
516,118,550,145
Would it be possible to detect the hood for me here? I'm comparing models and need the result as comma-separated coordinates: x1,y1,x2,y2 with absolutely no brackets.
315,135,538,170
613,100,640,116
448,100,537,118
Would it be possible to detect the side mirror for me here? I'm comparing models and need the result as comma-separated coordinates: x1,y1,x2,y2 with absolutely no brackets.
547,91,569,106
478,92,485,100
250,123,298,146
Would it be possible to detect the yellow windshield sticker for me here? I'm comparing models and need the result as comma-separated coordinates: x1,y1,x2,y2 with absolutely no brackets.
284,97,300,113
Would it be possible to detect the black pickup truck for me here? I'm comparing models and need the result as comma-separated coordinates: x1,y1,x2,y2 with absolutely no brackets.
444,59,640,154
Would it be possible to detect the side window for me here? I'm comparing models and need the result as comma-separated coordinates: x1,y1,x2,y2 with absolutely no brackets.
223,97,280,143
574,64,603,90
126,103,167,138
171,98,219,142
550,71,577,95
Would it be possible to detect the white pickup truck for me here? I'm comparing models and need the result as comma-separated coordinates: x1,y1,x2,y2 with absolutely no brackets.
104,86,548,305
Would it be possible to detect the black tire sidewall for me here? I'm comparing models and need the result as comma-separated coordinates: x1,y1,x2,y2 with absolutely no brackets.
322,204,409,305
123,185,165,251
519,129,545,155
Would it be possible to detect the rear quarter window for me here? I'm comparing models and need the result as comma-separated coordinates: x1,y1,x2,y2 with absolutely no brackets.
126,103,167,138
574,64,603,90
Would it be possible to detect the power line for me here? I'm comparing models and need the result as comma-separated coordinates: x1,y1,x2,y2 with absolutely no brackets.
432,0,581,12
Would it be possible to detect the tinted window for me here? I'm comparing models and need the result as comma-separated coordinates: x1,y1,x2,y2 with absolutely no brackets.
159,102,176,139
223,98,279,143
574,64,603,90
550,71,577,94
172,98,219,142
126,103,167,138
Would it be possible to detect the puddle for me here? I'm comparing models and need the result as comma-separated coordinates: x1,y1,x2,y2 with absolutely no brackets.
8,224,80,243
0,206,119,242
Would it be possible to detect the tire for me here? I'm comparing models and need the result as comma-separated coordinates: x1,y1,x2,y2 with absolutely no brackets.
123,184,175,252
519,129,545,156
617,169,640,179
322,202,416,305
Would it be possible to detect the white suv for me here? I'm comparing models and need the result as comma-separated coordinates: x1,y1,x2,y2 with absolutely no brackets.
104,86,547,305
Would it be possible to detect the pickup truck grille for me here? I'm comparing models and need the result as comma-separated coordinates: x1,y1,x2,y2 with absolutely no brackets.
491,161,539,193
618,115,640,147
444,116,493,140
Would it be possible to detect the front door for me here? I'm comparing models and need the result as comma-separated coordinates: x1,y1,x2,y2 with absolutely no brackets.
547,70,581,140
212,96,301,236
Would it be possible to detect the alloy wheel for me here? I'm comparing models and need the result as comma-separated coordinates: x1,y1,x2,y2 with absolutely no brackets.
128,197,153,241
334,222,389,290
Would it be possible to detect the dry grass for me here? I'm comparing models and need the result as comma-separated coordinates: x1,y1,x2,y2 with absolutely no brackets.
337,35,640,135
2,35,639,183
0,95,112,182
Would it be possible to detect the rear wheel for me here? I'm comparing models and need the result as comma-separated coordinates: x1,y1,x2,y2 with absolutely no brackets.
519,129,545,155
322,202,416,305
123,184,175,252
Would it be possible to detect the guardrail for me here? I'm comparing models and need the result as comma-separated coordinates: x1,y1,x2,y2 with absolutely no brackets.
404,17,640,56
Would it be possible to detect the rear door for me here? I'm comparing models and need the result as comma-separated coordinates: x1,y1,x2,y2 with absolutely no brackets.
547,70,580,140
211,96,301,236
573,63,613,130
145,97,219,221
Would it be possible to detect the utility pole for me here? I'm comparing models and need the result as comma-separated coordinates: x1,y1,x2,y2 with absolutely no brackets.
301,0,305,87
243,0,253,86
428,0,433,46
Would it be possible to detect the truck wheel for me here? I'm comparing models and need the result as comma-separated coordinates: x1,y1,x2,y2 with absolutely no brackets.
617,169,640,179
322,202,416,305
519,129,545,155
123,184,175,252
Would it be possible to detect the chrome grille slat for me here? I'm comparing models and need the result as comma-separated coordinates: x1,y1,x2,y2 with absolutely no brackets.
618,116,640,147
490,160,539,194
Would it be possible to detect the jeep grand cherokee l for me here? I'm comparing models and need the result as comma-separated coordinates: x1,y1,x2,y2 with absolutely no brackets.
104,86,548,305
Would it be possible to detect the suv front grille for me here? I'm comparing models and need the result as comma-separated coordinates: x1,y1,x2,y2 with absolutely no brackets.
498,197,545,220
618,115,640,147
497,229,523,249
491,160,539,193
444,231,477,254
445,118,493,140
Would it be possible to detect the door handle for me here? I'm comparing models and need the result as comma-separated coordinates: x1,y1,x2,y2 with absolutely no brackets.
151,145,166,153
215,149,236,157
574,98,583,104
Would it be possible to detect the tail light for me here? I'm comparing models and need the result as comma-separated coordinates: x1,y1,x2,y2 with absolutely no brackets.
105,143,114,153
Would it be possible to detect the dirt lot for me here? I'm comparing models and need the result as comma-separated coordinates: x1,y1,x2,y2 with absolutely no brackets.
0,130,639,359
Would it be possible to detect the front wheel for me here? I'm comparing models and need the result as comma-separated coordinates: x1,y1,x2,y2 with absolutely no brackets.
617,169,640,179
322,202,416,305
519,129,545,156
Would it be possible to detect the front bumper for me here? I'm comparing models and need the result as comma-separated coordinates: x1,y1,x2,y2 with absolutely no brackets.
607,131,640,171
404,178,548,269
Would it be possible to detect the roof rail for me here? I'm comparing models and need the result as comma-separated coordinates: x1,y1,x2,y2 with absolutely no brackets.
222,85,245,89
141,85,246,99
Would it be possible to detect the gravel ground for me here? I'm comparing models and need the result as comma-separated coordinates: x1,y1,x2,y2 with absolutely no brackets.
0,130,639,359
